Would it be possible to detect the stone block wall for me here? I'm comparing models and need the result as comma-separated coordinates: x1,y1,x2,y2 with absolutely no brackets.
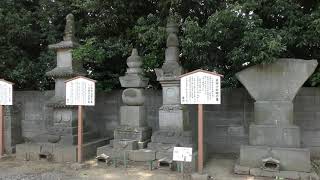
12,88,320,157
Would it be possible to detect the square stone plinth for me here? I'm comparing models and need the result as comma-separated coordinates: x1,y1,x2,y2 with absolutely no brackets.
114,126,152,142
120,106,146,127
239,145,311,172
249,124,300,147
159,106,189,131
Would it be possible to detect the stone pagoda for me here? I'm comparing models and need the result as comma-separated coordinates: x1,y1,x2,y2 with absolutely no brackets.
97,49,152,159
148,19,192,162
234,59,318,179
16,14,109,162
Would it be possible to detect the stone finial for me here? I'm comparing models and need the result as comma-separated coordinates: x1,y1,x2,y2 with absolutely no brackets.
119,48,149,88
63,13,76,41
126,48,143,73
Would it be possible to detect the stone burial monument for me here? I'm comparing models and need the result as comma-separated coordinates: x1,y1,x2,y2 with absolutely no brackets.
234,58,319,179
147,19,193,167
97,49,154,163
16,14,110,162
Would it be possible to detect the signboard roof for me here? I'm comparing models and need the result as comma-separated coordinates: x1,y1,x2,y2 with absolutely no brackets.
179,69,223,78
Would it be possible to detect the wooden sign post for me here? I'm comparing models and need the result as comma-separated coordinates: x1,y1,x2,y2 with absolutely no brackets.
65,76,96,163
0,79,14,157
180,69,222,174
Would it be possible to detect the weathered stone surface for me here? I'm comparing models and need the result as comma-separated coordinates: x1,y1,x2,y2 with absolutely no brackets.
70,163,89,170
236,58,318,101
120,106,146,127
159,105,190,131
122,89,145,105
239,145,311,172
191,173,209,180
128,149,156,161
249,124,300,147
112,139,138,150
234,164,250,175
114,126,151,142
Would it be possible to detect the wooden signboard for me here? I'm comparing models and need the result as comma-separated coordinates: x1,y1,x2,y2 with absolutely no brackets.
65,76,96,163
0,79,13,106
181,70,221,105
180,69,223,174
0,79,14,157
66,76,95,106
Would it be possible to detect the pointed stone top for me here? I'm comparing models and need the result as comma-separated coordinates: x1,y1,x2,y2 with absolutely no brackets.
49,13,79,49
63,13,76,41
127,48,142,68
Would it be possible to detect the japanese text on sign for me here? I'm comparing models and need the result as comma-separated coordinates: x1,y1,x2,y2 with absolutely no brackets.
0,80,13,105
181,71,221,104
66,77,96,106
173,147,193,162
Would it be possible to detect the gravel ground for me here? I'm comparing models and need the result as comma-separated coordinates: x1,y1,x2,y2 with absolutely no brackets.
0,155,276,180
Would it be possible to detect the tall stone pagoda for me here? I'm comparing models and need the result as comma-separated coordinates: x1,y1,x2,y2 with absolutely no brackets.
16,14,109,162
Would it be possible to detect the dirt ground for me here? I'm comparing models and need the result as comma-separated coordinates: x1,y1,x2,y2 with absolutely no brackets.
0,154,273,180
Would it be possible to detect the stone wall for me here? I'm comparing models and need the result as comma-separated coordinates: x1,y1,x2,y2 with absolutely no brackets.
12,88,320,157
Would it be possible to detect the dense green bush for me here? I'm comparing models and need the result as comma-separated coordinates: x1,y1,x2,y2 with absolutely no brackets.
1,0,320,90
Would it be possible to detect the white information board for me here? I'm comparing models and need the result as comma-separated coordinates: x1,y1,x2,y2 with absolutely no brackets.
181,70,221,104
173,147,193,162
0,80,13,105
66,77,96,106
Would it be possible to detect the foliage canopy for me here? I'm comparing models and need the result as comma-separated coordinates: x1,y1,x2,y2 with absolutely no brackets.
0,0,320,90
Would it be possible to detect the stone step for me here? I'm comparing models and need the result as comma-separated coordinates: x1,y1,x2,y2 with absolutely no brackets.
59,131,100,145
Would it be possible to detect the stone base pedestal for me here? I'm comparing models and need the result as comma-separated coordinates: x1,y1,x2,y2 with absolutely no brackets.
114,126,151,143
159,106,189,131
16,137,110,162
238,145,311,172
235,164,319,180
250,124,300,147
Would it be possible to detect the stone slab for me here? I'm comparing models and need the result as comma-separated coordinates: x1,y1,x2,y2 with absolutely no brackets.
239,145,311,172
128,149,156,161
191,173,209,180
120,106,146,127
249,124,300,147
112,139,138,150
114,126,151,142
16,137,110,162
159,106,190,131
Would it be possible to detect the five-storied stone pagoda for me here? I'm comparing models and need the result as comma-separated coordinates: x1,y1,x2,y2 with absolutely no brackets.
234,58,319,179
16,14,109,162
97,49,153,162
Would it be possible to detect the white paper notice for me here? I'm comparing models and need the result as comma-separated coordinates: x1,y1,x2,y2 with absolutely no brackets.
173,147,193,162
181,71,221,104
66,77,95,106
0,80,13,105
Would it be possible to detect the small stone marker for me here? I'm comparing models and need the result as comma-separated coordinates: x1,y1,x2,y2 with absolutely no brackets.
0,79,14,157
65,76,96,163
180,69,223,174
173,147,192,162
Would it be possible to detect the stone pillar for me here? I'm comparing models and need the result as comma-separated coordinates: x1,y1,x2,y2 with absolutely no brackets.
234,59,318,178
4,106,22,153
147,19,192,161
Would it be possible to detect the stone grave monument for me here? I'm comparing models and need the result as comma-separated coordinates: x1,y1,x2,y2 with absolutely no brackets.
97,49,153,162
147,19,193,166
16,14,110,162
234,58,319,179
